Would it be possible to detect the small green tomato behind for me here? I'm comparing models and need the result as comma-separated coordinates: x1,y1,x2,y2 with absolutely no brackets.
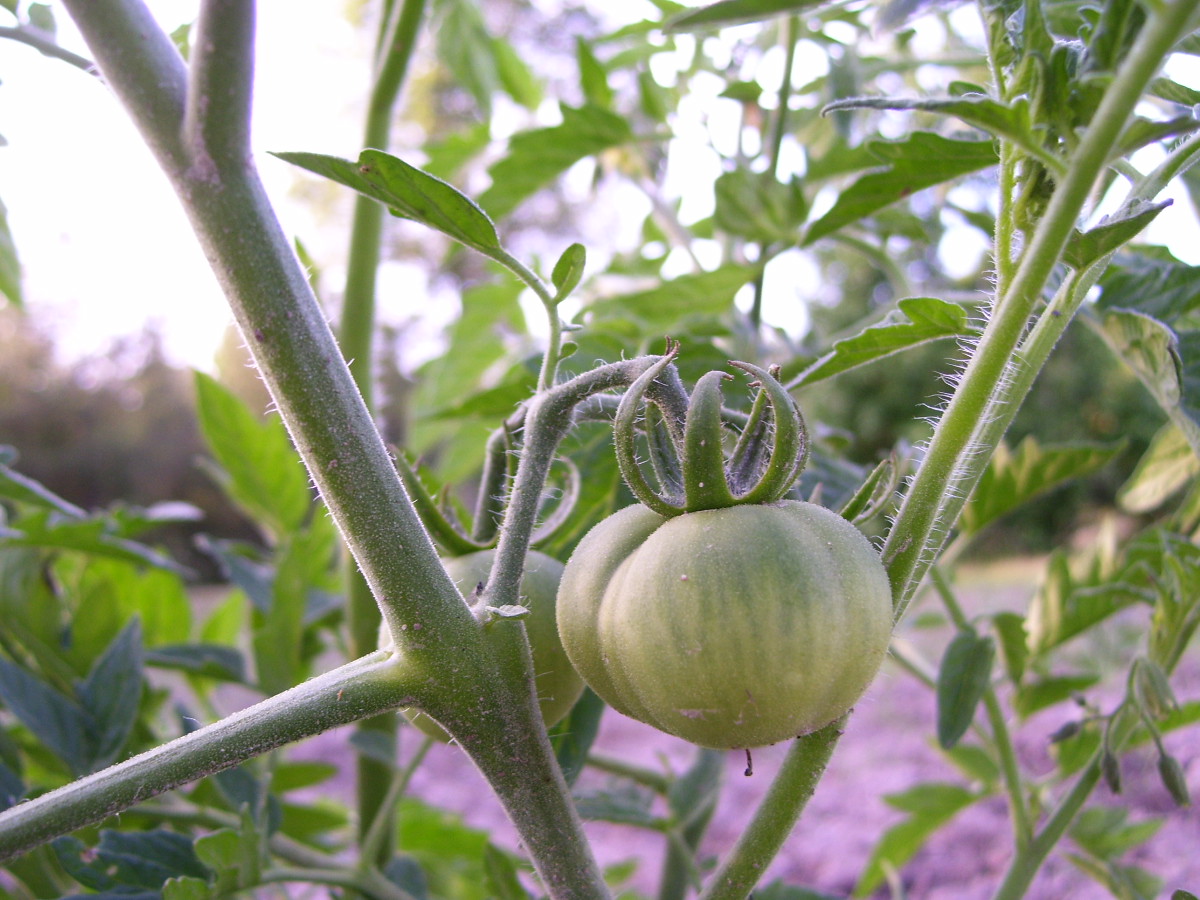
404,550,585,742
556,348,893,749
557,501,891,748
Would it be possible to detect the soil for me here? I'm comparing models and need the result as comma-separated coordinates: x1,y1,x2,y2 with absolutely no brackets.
287,563,1200,899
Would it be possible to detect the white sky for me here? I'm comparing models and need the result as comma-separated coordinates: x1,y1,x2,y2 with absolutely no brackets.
1,1,370,369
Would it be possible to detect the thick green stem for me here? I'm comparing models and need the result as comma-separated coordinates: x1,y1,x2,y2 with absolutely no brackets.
60,0,469,651
46,7,606,899
339,0,429,863
882,0,1200,616
0,652,416,862
484,357,666,611
697,718,845,900
0,23,97,73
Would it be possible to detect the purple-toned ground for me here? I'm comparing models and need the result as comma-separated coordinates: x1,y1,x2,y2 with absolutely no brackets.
289,562,1199,899
295,648,1198,899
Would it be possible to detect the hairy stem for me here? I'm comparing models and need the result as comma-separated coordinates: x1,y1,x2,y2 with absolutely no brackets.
338,0,429,863
59,0,469,650
0,24,97,73
698,718,846,900
44,7,608,899
883,0,1200,616
0,652,417,862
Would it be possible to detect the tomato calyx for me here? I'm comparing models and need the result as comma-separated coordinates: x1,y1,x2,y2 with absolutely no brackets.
394,444,582,554
614,341,809,516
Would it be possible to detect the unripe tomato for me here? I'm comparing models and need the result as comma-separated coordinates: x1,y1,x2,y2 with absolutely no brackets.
556,500,892,749
404,550,585,741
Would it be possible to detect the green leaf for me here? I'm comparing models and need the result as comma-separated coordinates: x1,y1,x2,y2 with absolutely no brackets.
1068,854,1162,900
573,781,659,827
1150,77,1200,105
638,69,671,123
588,265,755,328
1119,422,1200,513
548,688,605,786
790,297,974,387
0,457,86,516
1093,251,1200,455
1117,116,1200,158
823,95,1054,170
576,37,614,109
275,149,501,255
434,0,501,116
936,630,995,749
0,547,66,677
1014,673,1100,718
27,2,54,35
0,197,22,308
855,783,978,896
838,455,898,525
396,798,491,900
193,825,258,893
271,760,338,792
714,168,807,244
479,105,633,221
959,437,1123,536
1026,543,1143,657
552,243,588,298
943,743,1000,787
253,524,340,695
1096,248,1200,323
54,830,209,891
804,133,997,245
145,644,249,683
1070,806,1164,860
992,612,1028,684
410,277,525,472
493,37,542,109
483,844,530,900
2,510,188,575
1052,721,1101,776
164,876,212,900
193,372,312,539
1063,202,1170,271
422,123,492,182
384,855,430,900
0,658,93,775
1095,309,1200,455
68,561,191,661
277,800,348,841
666,0,834,30
79,620,144,769
0,759,25,812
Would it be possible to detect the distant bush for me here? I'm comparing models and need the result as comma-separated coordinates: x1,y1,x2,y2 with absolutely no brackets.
0,308,258,574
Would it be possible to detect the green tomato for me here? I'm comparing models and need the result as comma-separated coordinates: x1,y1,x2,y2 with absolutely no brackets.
556,500,893,749
404,550,585,741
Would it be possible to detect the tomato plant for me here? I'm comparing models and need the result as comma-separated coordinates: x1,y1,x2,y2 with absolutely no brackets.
404,549,584,740
1,0,1198,898
558,499,892,748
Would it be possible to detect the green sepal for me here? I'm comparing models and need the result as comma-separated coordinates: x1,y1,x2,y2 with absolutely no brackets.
682,371,738,511
614,349,688,517
530,457,582,547
394,451,491,556
730,362,808,505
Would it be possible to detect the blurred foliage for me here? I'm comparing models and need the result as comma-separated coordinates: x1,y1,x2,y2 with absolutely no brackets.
0,308,258,576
